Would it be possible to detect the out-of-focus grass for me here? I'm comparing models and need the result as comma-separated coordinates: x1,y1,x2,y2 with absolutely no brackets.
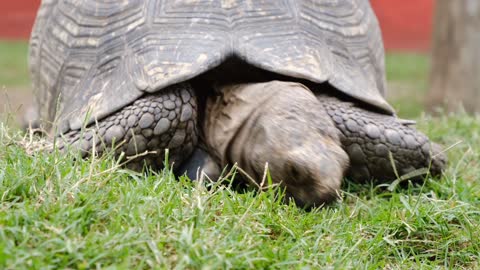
386,53,430,84
0,40,30,87
0,41,32,127
385,53,430,118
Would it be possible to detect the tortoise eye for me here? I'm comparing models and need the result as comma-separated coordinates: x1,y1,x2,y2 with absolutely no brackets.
290,166,300,179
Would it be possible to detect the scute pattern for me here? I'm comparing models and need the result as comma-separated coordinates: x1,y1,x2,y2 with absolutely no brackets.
317,95,446,181
55,83,198,170
30,0,391,133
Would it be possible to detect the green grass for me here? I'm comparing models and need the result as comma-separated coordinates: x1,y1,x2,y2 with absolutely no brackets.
1,114,479,269
1,41,479,268
0,40,30,87
385,53,431,119
385,53,430,84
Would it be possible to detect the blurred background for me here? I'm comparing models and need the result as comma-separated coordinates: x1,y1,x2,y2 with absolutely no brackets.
0,0,477,125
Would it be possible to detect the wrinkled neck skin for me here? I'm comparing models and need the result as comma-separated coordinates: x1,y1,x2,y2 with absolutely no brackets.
190,57,274,145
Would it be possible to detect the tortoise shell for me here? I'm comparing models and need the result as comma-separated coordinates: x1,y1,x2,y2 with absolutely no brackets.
30,0,392,132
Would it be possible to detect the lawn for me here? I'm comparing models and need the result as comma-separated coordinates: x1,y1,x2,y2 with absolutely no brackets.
385,53,430,119
0,40,31,87
1,41,479,269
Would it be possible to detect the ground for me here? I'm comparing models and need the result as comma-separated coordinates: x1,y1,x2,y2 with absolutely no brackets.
1,40,479,269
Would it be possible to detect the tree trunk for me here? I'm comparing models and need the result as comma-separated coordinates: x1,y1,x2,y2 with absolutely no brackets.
427,0,480,114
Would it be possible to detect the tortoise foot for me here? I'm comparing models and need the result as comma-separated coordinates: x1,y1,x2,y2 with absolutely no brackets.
56,83,198,170
316,94,447,183
176,147,221,180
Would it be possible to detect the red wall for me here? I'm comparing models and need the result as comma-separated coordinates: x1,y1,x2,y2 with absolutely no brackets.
0,0,40,40
371,0,435,51
0,0,434,51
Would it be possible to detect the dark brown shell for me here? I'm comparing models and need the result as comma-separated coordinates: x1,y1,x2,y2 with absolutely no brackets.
30,0,392,132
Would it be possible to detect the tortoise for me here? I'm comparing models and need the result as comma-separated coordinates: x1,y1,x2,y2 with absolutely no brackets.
29,0,446,207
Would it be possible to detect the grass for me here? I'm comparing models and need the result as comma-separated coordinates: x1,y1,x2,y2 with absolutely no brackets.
385,53,430,85
0,40,31,87
0,40,32,129
385,53,431,118
1,42,479,268
1,114,479,269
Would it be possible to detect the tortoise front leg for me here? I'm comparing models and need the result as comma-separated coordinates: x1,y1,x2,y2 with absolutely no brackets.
316,94,447,182
56,83,198,170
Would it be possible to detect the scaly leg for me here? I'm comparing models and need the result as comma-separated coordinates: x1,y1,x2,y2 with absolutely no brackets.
56,83,198,170
316,95,447,182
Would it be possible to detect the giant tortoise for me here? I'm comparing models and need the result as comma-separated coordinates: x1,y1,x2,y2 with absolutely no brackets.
29,0,446,207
